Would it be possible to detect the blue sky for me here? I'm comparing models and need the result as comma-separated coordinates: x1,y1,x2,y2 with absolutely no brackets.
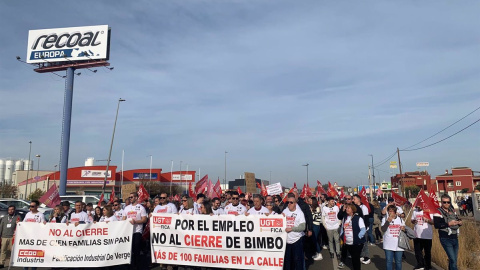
1,1,479,187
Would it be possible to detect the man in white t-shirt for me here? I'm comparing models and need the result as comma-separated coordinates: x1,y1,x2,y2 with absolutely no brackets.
411,206,433,270
322,197,341,258
153,193,178,214
353,194,371,264
224,191,247,215
123,192,147,270
23,200,45,223
282,193,306,270
193,193,206,214
211,197,225,215
247,195,269,215
67,201,90,226
113,200,124,220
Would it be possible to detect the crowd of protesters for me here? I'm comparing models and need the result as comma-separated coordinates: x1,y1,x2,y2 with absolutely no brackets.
0,187,465,270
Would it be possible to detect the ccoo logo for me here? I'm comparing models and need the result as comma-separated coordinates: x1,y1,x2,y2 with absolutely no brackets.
18,250,45,257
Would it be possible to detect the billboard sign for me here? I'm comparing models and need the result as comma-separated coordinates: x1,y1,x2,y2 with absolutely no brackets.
81,170,111,178
133,173,158,180
171,174,192,181
27,25,109,64
416,162,429,167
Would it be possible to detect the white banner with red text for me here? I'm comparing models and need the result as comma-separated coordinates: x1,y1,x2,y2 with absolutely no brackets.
12,221,133,267
150,213,287,270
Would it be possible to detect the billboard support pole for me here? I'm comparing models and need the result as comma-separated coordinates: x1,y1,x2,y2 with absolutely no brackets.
59,67,74,196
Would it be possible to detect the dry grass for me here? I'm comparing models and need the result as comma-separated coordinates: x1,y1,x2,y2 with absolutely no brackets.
405,211,480,270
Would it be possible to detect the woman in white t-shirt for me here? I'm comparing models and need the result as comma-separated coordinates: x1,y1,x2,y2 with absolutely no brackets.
99,205,118,223
179,196,194,214
265,202,278,215
381,205,406,270
340,203,366,270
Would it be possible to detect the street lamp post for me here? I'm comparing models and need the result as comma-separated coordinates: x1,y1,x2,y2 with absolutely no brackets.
369,154,375,196
179,161,182,194
148,155,152,193
35,154,41,190
25,141,32,199
102,98,126,195
302,163,309,186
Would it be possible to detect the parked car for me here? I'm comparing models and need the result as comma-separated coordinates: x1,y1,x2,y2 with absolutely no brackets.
0,198,30,210
60,195,106,206
0,202,28,220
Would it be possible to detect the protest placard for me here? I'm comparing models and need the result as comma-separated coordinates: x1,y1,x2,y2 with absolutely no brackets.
12,221,133,268
150,213,287,270
266,182,283,195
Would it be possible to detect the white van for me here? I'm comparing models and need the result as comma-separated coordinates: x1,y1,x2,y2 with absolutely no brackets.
60,195,106,206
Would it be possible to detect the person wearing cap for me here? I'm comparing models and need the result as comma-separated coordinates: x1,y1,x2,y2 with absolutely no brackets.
382,198,404,218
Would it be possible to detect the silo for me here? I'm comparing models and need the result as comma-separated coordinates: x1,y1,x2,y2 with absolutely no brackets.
5,160,15,184
0,160,5,185
85,157,95,166
24,160,33,171
15,160,24,171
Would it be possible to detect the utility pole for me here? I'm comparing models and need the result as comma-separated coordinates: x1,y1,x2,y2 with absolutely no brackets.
369,154,375,197
224,151,228,188
397,147,405,196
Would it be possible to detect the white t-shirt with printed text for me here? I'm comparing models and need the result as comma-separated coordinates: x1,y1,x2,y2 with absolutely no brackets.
343,215,365,245
322,205,340,230
23,212,45,223
382,216,405,251
123,203,147,234
247,206,269,215
69,211,90,223
412,210,433,239
153,203,177,214
282,206,306,244
224,203,247,215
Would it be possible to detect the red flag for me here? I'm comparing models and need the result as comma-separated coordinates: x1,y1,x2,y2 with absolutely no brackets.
174,194,180,202
98,193,105,207
137,184,150,202
339,188,345,199
292,182,298,193
328,182,339,197
300,184,307,199
316,180,327,195
429,187,440,209
306,184,313,197
282,193,288,203
109,186,115,204
377,188,383,197
213,179,222,198
359,186,371,212
39,184,61,208
413,189,441,219
206,179,215,198
188,182,196,198
195,174,208,194
391,191,408,206
262,183,268,197
237,186,243,195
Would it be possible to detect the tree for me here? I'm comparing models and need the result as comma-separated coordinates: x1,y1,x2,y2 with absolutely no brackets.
405,185,421,198
0,184,18,198
27,188,45,201
475,185,480,192
460,188,469,193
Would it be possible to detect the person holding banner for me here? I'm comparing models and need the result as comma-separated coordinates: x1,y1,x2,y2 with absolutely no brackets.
0,205,20,268
283,193,306,270
224,191,247,215
246,194,269,215
123,192,148,270
48,205,67,223
194,193,206,214
411,205,433,270
66,201,91,226
211,197,225,215
113,200,125,220
100,205,118,222
153,193,178,214
22,200,45,270
179,196,195,214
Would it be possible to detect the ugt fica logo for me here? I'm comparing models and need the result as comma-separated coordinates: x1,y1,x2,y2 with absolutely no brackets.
260,218,284,232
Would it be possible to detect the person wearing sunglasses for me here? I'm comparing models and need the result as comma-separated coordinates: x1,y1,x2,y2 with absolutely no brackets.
179,196,194,214
224,191,247,215
153,193,178,214
113,200,125,220
66,201,90,226
122,192,148,270
434,194,462,270
246,194,269,215
211,197,225,215
282,193,306,270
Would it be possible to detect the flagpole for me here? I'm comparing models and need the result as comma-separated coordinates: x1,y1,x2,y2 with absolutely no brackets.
170,160,173,196
121,149,124,199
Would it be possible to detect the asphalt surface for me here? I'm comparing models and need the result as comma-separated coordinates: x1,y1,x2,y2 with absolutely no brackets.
7,242,443,270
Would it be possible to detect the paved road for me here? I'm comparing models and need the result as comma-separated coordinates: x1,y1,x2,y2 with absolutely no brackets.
7,242,442,270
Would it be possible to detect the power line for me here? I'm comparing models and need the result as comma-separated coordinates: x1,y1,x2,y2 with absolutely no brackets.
373,151,397,167
401,117,480,151
403,105,480,150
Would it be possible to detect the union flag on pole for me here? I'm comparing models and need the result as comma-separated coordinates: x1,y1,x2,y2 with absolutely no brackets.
109,186,115,204
300,184,307,199
429,187,440,208
339,188,345,199
39,184,61,208
188,182,196,198
213,179,222,198
413,189,441,219
377,188,383,197
359,186,371,212
391,191,408,206
137,184,150,202
97,193,104,207
195,174,208,194
317,180,327,195
237,186,243,195
328,182,339,197
306,183,313,198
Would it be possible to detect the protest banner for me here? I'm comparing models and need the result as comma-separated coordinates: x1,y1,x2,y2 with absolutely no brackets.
12,221,133,268
266,182,283,195
150,213,287,270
